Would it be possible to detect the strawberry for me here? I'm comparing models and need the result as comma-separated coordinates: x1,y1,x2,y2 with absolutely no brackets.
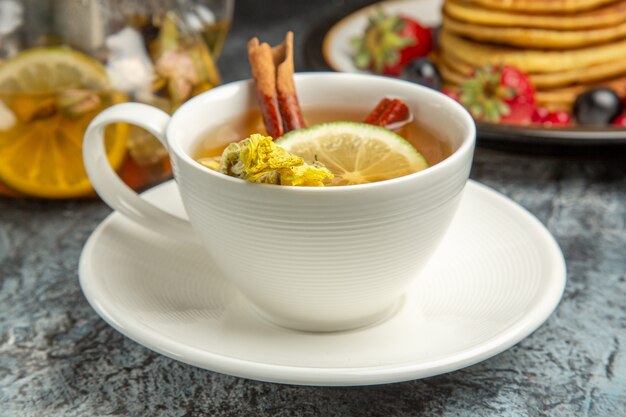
352,11,432,76
460,65,536,124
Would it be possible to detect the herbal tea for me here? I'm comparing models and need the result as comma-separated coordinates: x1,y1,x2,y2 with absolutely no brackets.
194,106,452,185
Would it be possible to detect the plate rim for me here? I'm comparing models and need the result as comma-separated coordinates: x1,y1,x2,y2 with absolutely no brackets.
79,180,566,386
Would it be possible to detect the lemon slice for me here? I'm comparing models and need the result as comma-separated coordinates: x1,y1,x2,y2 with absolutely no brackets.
0,47,128,198
276,122,428,185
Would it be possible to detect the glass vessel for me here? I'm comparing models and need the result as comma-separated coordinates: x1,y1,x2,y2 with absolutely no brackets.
0,0,233,198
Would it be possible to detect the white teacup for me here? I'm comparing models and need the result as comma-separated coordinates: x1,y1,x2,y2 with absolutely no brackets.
84,72,475,332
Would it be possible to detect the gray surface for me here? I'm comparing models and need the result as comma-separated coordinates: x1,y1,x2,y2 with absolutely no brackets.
1,0,625,416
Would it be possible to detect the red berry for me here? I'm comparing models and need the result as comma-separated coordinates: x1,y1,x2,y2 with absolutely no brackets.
531,107,550,124
531,108,572,127
546,111,572,127
612,113,626,127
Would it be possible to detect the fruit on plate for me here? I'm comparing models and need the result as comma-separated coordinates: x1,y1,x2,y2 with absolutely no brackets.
352,11,433,76
573,87,624,126
458,64,536,124
530,107,550,124
400,58,443,90
546,110,572,127
531,107,572,127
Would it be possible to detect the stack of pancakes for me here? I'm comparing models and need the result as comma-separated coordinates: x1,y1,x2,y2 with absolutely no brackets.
438,0,626,110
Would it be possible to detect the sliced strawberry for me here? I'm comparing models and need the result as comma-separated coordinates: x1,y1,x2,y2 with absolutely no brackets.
352,12,432,76
460,65,536,124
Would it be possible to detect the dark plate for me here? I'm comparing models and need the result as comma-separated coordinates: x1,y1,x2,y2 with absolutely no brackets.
475,123,626,153
303,2,626,153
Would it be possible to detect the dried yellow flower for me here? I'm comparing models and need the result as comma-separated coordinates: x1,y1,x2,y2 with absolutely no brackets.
217,134,333,186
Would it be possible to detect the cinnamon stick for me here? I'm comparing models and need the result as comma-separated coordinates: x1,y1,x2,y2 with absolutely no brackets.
273,32,305,132
248,37,283,138
247,32,305,138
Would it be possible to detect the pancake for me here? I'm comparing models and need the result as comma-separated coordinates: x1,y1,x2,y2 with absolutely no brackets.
442,15,626,49
436,59,578,109
444,0,626,30
530,60,626,88
431,53,469,85
438,50,474,76
437,57,626,110
464,0,620,13
440,30,626,73
439,46,626,88
437,0,626,115
536,76,626,109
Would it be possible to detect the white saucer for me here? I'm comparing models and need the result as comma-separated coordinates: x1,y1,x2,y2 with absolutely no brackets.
323,0,442,73
79,180,565,386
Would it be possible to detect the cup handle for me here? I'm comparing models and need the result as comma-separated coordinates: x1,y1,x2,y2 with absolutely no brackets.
83,102,195,242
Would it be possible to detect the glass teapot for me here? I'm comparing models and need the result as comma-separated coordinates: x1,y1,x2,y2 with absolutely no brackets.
0,0,233,198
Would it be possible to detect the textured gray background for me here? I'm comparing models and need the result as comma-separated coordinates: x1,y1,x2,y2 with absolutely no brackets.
1,0,625,416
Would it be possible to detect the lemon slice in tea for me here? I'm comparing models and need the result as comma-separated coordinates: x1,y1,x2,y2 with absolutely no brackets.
276,122,428,185
0,47,128,198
